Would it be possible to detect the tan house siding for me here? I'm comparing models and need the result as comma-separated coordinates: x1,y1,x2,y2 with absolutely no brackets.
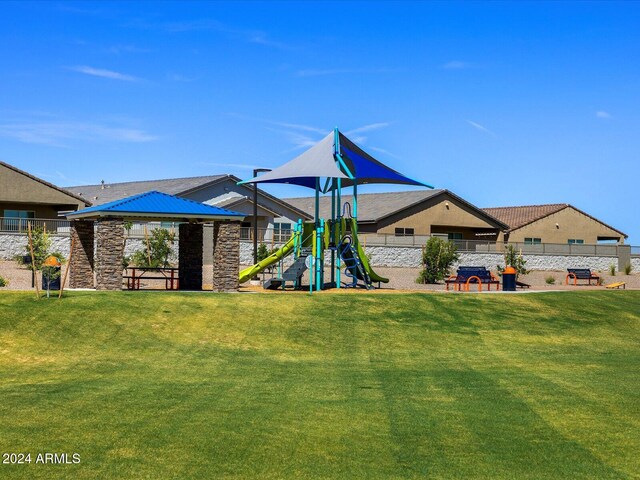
507,206,625,244
375,193,504,241
0,162,88,217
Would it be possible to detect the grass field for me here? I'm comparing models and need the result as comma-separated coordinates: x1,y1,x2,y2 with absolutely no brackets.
0,291,639,479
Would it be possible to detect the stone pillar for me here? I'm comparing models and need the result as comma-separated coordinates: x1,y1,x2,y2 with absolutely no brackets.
179,223,203,290
69,220,95,289
212,221,240,292
95,218,125,291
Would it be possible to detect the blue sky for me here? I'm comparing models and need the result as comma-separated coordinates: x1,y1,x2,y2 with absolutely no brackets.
1,1,638,243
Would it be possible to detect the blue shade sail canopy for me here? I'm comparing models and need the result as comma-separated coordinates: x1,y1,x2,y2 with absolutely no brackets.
239,130,432,190
66,191,245,221
336,132,433,189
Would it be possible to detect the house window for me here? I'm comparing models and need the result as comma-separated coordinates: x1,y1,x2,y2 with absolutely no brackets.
2,210,35,231
395,227,415,236
274,222,292,242
524,237,542,245
240,222,252,240
568,239,584,244
448,232,463,240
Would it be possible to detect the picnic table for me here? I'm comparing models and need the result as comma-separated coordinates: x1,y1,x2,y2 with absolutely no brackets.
123,267,179,290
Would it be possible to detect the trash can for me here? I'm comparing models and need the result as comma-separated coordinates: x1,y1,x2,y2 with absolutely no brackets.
42,267,61,291
502,266,517,292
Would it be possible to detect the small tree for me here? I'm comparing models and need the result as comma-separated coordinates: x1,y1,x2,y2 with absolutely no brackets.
130,228,176,267
417,237,459,284
27,227,51,272
24,227,64,296
497,245,529,278
256,243,272,263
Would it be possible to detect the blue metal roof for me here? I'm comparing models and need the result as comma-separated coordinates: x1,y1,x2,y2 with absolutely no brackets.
66,190,245,220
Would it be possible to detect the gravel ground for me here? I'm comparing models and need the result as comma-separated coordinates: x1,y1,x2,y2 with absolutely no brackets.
1,260,638,292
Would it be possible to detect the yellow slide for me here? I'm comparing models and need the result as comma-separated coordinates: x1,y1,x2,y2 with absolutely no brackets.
238,235,296,283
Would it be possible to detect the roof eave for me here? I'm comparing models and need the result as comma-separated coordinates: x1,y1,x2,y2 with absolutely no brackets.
66,211,245,222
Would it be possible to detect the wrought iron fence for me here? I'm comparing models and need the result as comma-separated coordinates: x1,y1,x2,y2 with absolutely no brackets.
0,217,71,234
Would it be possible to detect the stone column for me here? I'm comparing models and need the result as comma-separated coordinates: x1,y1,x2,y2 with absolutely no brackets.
69,220,95,289
212,221,241,292
95,218,125,291
179,223,203,290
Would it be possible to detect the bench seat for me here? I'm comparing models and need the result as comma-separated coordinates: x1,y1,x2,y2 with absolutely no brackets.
566,268,600,286
446,266,500,291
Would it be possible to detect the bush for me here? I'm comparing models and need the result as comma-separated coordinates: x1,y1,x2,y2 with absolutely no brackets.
497,245,529,278
0,275,8,287
130,228,176,268
256,243,273,263
609,264,616,276
545,275,556,285
417,237,459,284
624,263,633,275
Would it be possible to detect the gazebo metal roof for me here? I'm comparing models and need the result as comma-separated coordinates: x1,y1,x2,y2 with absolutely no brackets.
66,190,245,222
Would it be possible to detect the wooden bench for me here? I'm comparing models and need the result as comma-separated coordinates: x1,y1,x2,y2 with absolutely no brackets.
446,266,500,292
565,268,600,286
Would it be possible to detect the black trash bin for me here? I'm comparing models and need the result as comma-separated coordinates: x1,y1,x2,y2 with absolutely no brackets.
502,266,517,292
42,267,61,291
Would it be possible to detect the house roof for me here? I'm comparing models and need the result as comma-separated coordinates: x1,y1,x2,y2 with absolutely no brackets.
482,203,628,238
284,189,508,229
67,191,245,221
0,161,91,206
67,175,227,205
66,174,312,220
482,204,568,231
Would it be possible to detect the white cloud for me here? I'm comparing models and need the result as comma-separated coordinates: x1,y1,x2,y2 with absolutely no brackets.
69,65,140,81
195,162,262,170
442,61,472,70
296,68,395,77
596,111,612,119
345,123,391,135
466,120,496,137
149,19,291,49
0,119,158,147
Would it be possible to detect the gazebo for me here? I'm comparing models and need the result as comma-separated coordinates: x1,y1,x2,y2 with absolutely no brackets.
66,191,245,292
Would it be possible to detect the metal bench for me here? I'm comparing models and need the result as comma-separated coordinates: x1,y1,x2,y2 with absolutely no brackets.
446,266,500,292
565,268,600,286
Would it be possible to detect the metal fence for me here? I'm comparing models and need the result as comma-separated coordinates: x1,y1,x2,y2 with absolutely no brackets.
1,217,637,257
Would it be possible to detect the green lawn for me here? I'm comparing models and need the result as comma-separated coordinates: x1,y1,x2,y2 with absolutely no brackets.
0,291,639,479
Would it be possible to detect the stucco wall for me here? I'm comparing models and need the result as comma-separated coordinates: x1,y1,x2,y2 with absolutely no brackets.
0,163,86,210
508,207,624,244
376,193,503,240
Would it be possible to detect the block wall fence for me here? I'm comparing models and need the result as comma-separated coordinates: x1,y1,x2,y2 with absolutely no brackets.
1,232,638,273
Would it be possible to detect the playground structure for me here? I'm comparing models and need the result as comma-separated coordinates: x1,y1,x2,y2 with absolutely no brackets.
238,128,432,291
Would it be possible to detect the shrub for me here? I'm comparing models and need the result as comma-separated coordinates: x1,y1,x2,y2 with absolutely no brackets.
0,275,8,287
256,243,272,263
130,228,176,268
624,263,633,275
497,245,529,279
545,275,556,285
25,227,51,271
417,237,459,284
609,264,616,276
